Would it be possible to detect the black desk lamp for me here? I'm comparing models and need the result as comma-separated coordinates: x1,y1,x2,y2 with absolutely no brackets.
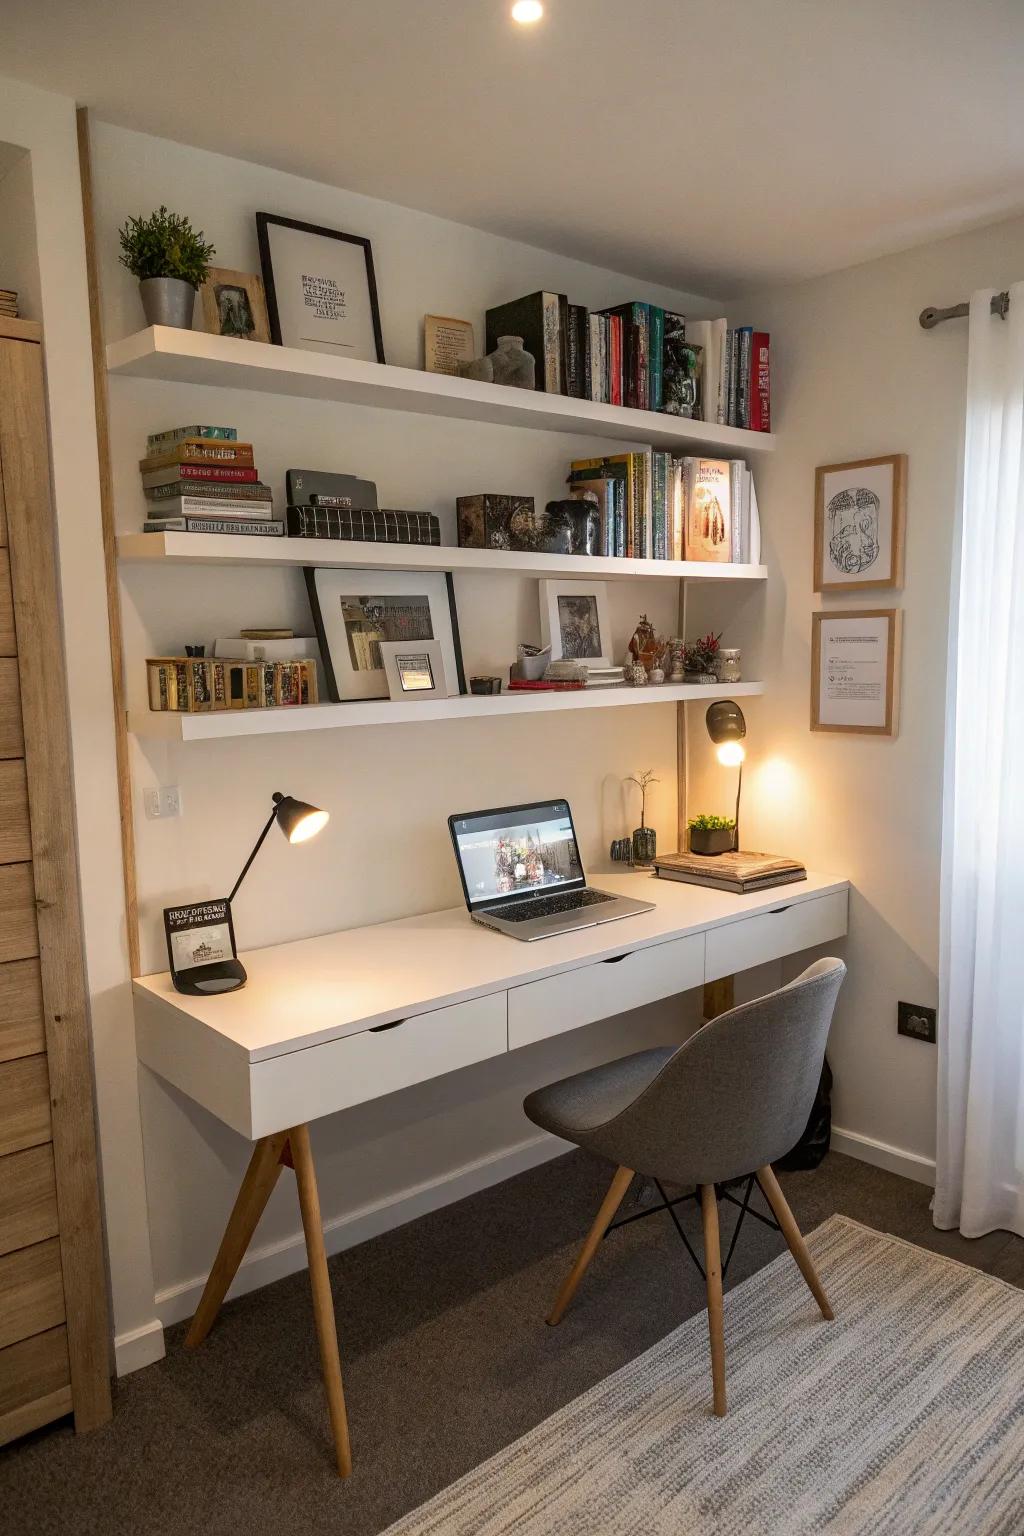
705,701,746,851
165,791,329,997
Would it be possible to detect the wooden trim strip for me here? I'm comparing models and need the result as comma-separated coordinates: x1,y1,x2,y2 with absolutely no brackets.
0,319,42,345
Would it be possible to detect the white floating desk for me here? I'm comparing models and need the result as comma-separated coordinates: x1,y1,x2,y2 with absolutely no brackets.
132,868,848,1477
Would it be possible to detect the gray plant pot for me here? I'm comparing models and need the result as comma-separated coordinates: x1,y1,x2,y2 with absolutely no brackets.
689,826,735,856
139,277,196,330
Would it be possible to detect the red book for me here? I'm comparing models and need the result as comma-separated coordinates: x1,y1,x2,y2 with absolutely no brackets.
749,332,770,432
608,314,623,407
506,679,585,692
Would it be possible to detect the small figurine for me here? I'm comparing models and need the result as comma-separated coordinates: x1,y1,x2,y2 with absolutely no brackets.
627,614,667,679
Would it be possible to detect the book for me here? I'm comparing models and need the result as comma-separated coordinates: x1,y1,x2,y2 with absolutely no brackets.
686,318,728,424
588,313,608,404
286,505,441,545
142,463,259,488
144,518,284,536
139,439,254,471
596,303,649,410
484,291,565,394
736,327,753,429
648,306,665,411
749,331,771,432
681,458,732,562
567,478,614,558
145,425,238,451
727,330,739,426
565,303,590,400
145,495,274,518
148,655,315,711
651,450,670,560
607,313,623,406
146,479,272,503
653,850,807,894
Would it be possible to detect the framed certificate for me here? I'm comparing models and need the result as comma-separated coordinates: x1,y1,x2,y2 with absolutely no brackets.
811,609,902,736
256,213,385,362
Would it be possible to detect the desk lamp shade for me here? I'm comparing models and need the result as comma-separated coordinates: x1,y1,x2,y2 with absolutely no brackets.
705,701,746,849
275,794,330,844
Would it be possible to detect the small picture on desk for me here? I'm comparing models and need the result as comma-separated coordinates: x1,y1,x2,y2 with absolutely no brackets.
164,899,236,974
379,639,449,701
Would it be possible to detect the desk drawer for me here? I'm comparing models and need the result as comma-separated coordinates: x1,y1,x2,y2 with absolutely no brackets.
249,991,508,1136
704,891,848,984
508,933,704,1053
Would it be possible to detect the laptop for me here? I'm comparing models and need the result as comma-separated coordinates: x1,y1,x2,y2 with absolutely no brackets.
448,799,655,941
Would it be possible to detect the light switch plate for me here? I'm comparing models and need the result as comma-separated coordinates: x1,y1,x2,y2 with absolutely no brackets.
144,786,182,820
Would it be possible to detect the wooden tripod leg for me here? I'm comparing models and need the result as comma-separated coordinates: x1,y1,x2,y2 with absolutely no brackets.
186,1130,290,1348
547,1166,634,1327
700,1185,726,1416
756,1164,833,1321
290,1123,352,1479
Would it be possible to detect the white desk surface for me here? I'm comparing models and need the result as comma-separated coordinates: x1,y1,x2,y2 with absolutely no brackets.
133,870,848,1065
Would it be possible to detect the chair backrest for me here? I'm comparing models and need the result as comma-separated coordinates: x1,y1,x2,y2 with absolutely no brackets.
586,957,846,1187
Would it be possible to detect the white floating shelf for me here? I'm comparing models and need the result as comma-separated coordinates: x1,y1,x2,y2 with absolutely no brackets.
107,327,776,455
129,681,764,741
117,530,766,582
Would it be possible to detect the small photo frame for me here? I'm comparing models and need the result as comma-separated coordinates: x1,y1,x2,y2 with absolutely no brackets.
424,314,475,376
305,566,465,702
163,898,247,995
811,608,902,736
814,454,906,592
379,640,448,700
540,579,613,667
199,267,271,343
256,212,385,362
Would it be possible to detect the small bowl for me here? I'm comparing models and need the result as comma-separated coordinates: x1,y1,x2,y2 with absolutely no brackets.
470,676,502,695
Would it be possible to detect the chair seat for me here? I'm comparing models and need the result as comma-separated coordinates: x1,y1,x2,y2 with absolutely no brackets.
524,1046,675,1143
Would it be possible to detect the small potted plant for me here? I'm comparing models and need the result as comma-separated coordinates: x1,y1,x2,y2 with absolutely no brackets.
119,205,216,330
683,631,721,685
688,813,736,856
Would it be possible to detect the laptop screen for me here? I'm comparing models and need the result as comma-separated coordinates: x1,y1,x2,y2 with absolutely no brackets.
449,801,585,908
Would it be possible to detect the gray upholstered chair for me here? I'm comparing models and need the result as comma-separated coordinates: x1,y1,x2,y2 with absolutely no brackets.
523,956,846,1416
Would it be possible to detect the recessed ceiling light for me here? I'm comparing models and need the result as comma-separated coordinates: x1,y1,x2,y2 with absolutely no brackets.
512,1,544,23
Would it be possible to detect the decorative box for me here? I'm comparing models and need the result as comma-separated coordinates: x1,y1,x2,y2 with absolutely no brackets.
457,493,536,551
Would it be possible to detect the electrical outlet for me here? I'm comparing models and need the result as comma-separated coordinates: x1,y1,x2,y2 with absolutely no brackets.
898,1001,937,1044
143,786,182,820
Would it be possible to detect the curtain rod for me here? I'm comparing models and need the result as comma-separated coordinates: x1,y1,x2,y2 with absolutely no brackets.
919,292,1010,329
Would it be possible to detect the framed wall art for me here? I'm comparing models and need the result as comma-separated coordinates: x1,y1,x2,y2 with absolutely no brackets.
305,567,464,702
199,266,271,343
256,213,385,362
811,608,902,736
814,453,906,592
539,579,613,666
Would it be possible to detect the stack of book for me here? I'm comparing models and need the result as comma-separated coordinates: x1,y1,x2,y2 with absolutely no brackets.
0,288,18,319
653,850,807,894
147,655,317,713
583,665,625,689
566,451,759,563
484,292,769,430
141,425,282,537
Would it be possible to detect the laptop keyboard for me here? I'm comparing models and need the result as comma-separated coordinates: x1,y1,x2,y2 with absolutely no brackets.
488,889,615,923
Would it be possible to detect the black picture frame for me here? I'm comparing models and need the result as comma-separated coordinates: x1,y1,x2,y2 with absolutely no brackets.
163,897,247,996
256,212,385,363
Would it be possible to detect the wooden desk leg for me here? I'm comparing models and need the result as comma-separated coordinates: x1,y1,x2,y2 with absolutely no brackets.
290,1124,353,1478
186,1130,290,1348
703,975,735,1021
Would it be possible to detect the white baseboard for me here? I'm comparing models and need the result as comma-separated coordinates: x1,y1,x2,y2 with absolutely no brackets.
831,1125,936,1187
154,1130,565,1330
113,1316,166,1377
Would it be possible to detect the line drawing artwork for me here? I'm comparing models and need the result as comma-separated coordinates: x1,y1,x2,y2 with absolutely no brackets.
827,486,880,575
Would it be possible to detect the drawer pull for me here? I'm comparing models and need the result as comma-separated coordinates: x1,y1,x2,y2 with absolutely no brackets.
370,1018,406,1033
769,906,792,915
602,953,631,965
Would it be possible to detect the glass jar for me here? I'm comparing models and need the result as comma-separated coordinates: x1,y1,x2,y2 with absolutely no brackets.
488,335,536,390
716,648,742,684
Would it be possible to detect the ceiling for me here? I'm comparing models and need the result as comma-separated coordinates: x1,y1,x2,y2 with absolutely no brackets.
4,0,1024,295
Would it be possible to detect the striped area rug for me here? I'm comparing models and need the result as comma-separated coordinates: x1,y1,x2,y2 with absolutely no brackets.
383,1215,1024,1535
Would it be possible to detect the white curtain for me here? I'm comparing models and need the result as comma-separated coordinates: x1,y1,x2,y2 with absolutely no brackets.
935,283,1024,1238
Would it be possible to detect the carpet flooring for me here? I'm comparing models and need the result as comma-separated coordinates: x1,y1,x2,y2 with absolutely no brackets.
2,1150,1023,1536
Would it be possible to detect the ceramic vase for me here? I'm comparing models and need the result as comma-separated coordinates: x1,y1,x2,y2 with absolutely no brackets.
488,335,535,389
631,826,657,867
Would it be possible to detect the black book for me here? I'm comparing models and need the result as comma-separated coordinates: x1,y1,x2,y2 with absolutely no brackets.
565,304,591,400
485,291,566,394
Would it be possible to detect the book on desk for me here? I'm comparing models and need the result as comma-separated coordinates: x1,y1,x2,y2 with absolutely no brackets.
654,850,807,895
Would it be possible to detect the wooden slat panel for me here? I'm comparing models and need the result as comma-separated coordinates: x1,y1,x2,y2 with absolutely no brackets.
0,958,44,1062
0,659,23,757
0,331,112,1428
0,759,31,863
0,1145,58,1257
0,1237,65,1349
0,1325,70,1447
0,863,37,963
0,550,13,656
0,1055,50,1156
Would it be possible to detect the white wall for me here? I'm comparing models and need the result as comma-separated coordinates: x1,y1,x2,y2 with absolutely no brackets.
690,211,1024,1180
0,148,42,322
92,122,719,1327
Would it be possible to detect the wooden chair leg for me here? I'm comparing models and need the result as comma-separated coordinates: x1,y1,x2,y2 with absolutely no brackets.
185,1130,290,1348
547,1165,635,1326
290,1123,353,1479
756,1164,834,1321
699,1184,726,1416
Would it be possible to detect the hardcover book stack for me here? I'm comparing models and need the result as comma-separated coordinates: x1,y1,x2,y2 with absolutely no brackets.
147,654,318,713
141,424,282,536
567,451,759,563
0,288,18,319
485,292,769,430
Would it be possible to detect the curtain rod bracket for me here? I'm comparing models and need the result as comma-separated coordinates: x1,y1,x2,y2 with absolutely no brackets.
919,292,1010,329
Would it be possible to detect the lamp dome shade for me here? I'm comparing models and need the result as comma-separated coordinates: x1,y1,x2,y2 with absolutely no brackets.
272,793,329,844
705,700,746,746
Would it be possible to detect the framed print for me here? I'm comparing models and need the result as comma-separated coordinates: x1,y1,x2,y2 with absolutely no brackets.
379,639,448,700
539,579,613,666
811,608,902,736
814,453,906,592
199,267,271,343
256,212,385,362
305,567,464,702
